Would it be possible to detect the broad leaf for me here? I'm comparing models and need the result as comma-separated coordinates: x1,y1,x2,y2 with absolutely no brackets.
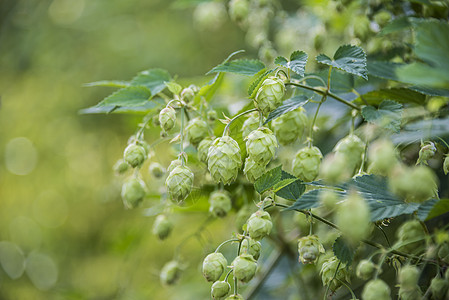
288,189,321,210
207,59,265,76
165,82,182,95
97,86,151,107
264,95,309,124
333,236,356,265
391,116,449,144
361,100,403,133
356,88,425,105
380,16,412,35
79,100,163,114
275,51,308,77
317,45,368,80
367,60,401,81
130,69,171,96
254,165,283,194
423,199,449,221
197,72,224,102
83,80,130,88
396,63,449,88
275,171,305,201
409,86,449,97
416,198,440,221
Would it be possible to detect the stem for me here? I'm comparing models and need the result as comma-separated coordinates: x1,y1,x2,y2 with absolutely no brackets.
180,106,186,166
285,82,360,111
215,239,239,253
174,216,213,259
258,110,263,128
223,109,258,137
338,278,357,299
224,269,233,282
323,261,341,300
376,225,391,248
296,75,327,87
374,252,387,279
308,95,325,146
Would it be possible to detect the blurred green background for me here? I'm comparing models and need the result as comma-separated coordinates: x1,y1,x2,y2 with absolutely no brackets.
0,1,250,299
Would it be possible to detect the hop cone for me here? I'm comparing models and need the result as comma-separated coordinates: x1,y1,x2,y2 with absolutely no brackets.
121,177,146,209
243,157,266,182
272,108,308,145
368,139,398,176
211,281,231,300
297,235,325,264
159,106,176,132
395,220,426,254
240,238,262,260
198,137,214,163
242,112,259,139
202,252,228,282
207,136,242,185
356,260,376,280
185,117,208,145
123,144,147,168
334,134,365,174
254,76,285,115
160,260,182,285
113,159,129,175
149,162,165,178
245,127,277,164
231,254,257,283
209,190,232,218
152,214,173,240
417,141,436,165
292,146,323,182
167,159,182,174
247,210,272,241
165,165,194,203
320,257,351,292
361,279,391,300
229,0,249,22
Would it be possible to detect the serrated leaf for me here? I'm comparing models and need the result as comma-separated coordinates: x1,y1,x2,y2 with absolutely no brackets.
97,86,151,107
130,69,171,95
409,86,449,97
356,88,425,105
83,80,130,88
254,165,283,194
361,100,403,133
248,68,275,98
333,236,356,265
367,60,402,81
197,72,224,102
275,51,308,77
165,82,182,95
390,116,449,144
207,59,265,76
380,16,412,35
272,178,298,192
288,189,322,210
79,99,163,114
275,171,306,201
264,95,309,124
317,45,368,80
423,199,449,221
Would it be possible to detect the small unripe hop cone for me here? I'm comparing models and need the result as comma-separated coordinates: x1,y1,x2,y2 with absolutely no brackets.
160,260,182,286
197,137,214,164
356,259,376,280
185,117,209,145
320,256,351,292
165,165,194,203
240,238,262,260
202,252,228,282
246,211,273,241
245,127,277,165
361,279,391,300
297,235,325,264
292,146,323,182
272,108,308,145
241,112,259,139
333,134,365,175
159,106,176,132
231,254,257,283
207,136,242,185
254,76,285,115
243,157,266,182
208,190,232,218
121,177,146,209
211,280,231,300
152,214,173,240
123,144,147,168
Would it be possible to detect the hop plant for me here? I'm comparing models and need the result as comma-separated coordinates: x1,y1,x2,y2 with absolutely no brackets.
113,159,129,175
389,165,438,203
398,265,422,300
193,1,226,31
207,136,242,185
271,108,308,145
181,87,195,102
243,157,266,182
334,134,365,175
160,260,182,285
159,106,176,132
247,210,273,241
231,254,257,283
185,117,209,145
121,177,146,209
254,76,285,115
297,235,325,264
124,143,147,168
209,190,232,218
211,280,231,300
245,127,277,164
361,279,391,300
240,238,262,260
320,256,351,292
165,165,194,203
417,141,436,165
356,260,376,280
292,146,323,182
368,139,399,176
202,252,228,282
241,112,259,139
152,214,173,240
395,220,427,254
228,0,249,22
149,162,165,178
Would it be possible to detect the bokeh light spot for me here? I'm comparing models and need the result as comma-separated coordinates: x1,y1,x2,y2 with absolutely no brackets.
5,137,38,176
0,241,25,280
25,252,58,290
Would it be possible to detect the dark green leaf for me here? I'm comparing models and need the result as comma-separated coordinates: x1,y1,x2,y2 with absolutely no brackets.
361,100,403,133
288,189,322,210
367,60,402,81
317,45,368,80
275,51,308,77
275,171,306,201
254,165,283,194
391,116,449,144
333,236,356,265
423,199,449,221
97,86,151,107
264,95,309,124
396,63,449,88
130,69,171,95
83,80,130,88
416,198,439,220
272,178,298,192
356,88,425,105
380,16,412,35
248,68,275,98
207,59,265,76
409,86,449,97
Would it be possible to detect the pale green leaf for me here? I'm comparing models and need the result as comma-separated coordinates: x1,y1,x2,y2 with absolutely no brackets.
254,165,283,194
98,86,151,107
130,69,171,95
83,80,130,88
275,51,308,77
207,59,265,76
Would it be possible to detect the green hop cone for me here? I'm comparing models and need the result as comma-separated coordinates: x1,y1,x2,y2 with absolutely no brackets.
247,211,272,241
235,205,254,232
389,165,438,203
193,1,226,31
353,15,372,42
297,235,325,264
209,190,232,218
224,295,244,300
240,238,262,260
167,159,182,174
245,127,277,164
398,265,420,290
207,136,242,185
368,139,399,176
149,162,165,178
320,256,351,292
152,214,173,240
361,279,391,300
160,260,182,285
430,277,448,299
211,280,231,300
320,153,352,184
417,141,436,165
181,87,195,102
242,112,259,139
356,260,376,280
292,146,323,182
121,177,146,209
243,157,266,182
438,242,449,263
334,134,365,175
335,192,371,244
197,137,214,164
202,252,228,282
319,189,340,210
272,108,308,145
373,10,392,27
207,110,218,122
165,165,194,203
185,117,209,145
444,156,449,175
113,159,129,175
159,106,176,132
395,220,426,254
254,76,285,115
228,0,249,22
123,144,147,168
231,254,257,283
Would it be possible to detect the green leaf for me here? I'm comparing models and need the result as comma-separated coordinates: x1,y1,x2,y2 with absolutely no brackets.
361,100,403,133
79,98,164,114
367,60,402,81
317,45,368,80
272,178,298,192
333,236,356,265
197,72,224,102
396,63,449,88
391,116,449,144
207,59,265,76
165,82,182,95
264,95,309,124
83,80,130,88
254,165,283,194
275,171,306,201
275,51,308,77
248,68,275,98
423,199,449,221
380,16,412,35
98,86,151,107
409,86,449,97
130,69,171,95
356,88,425,105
